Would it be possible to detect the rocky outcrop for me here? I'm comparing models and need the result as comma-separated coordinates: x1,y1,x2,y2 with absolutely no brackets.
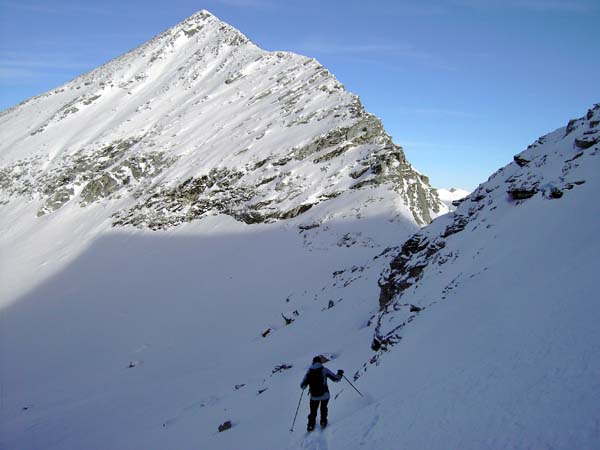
0,137,176,216
112,168,249,229
507,187,538,200
513,155,530,167
218,421,232,432
575,135,599,149
104,101,440,229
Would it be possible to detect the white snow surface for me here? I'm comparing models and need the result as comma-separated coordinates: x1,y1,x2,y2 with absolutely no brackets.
367,105,600,449
435,187,470,210
0,9,599,450
0,10,434,450
2,104,598,450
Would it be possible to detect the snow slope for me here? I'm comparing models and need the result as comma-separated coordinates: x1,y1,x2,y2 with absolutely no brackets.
1,8,598,450
0,216,395,450
2,104,597,450
0,10,439,450
363,104,600,449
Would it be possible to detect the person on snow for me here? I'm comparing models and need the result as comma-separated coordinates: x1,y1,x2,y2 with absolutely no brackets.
300,355,344,431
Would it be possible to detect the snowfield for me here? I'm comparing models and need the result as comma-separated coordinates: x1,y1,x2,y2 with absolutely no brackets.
435,187,470,210
1,9,599,450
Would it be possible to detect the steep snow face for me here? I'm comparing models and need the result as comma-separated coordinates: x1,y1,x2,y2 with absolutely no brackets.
376,105,600,337
358,104,600,449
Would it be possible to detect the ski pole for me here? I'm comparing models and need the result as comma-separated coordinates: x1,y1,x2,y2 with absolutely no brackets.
343,375,364,398
290,388,305,432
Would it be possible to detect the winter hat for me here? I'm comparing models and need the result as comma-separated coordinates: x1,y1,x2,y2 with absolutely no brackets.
313,355,323,363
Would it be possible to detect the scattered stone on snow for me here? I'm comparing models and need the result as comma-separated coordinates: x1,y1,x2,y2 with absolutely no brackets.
218,420,232,432
272,364,293,374
507,187,538,200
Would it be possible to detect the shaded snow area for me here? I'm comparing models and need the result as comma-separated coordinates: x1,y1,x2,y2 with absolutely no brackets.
0,6,599,450
0,210,412,450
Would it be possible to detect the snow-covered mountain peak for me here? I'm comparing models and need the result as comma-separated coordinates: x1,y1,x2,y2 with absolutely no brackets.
185,9,217,21
171,9,251,47
0,11,444,310
0,11,442,232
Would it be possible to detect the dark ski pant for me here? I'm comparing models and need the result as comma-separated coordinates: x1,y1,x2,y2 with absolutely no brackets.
308,398,329,427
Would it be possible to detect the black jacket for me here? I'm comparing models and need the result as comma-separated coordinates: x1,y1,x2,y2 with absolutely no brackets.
300,362,342,400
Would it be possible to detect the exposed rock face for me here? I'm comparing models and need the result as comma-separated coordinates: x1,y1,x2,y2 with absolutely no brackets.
507,187,538,200
0,11,442,230
0,137,176,216
513,155,530,167
575,135,599,149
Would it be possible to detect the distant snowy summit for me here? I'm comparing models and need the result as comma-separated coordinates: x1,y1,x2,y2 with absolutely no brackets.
0,10,443,232
435,187,470,210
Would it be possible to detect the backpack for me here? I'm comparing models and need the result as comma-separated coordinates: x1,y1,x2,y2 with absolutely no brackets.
307,367,326,397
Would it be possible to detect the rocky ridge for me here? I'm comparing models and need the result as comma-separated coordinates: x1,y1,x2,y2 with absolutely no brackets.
368,103,599,365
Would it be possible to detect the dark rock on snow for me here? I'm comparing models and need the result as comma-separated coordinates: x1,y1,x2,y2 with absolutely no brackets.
218,421,232,432
507,187,538,200
513,155,530,167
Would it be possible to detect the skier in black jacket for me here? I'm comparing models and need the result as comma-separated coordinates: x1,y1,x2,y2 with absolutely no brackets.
300,355,344,431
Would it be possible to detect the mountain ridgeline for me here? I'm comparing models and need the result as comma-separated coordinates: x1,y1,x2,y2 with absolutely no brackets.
0,10,442,230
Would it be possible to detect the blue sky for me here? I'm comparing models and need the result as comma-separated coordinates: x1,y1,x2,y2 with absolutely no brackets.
1,0,598,190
